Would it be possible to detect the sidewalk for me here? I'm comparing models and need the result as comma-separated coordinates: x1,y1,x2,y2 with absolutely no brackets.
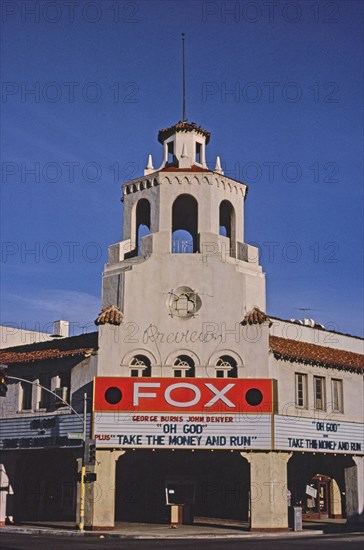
1,518,357,539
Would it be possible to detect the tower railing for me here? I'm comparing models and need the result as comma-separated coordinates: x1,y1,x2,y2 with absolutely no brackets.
172,239,194,254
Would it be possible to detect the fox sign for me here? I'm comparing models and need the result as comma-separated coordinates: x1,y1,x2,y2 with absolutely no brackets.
93,378,274,450
94,377,273,414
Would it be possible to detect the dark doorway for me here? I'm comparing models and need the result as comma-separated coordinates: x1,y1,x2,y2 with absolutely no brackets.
15,449,78,522
288,453,351,519
115,450,250,524
316,475,330,518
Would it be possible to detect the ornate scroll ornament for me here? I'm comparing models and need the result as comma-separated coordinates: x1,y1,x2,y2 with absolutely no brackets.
241,307,272,327
95,305,123,326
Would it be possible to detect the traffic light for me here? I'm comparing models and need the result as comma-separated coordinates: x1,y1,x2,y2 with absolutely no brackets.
0,366,8,397
84,472,97,483
85,439,96,465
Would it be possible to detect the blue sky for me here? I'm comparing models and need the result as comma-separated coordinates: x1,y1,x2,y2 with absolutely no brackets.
1,0,363,337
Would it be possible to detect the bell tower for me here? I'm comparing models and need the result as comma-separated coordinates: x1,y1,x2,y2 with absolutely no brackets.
97,120,268,378
118,120,248,259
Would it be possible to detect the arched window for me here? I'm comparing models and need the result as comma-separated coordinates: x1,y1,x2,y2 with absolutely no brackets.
129,355,151,377
219,200,236,258
172,194,198,253
173,355,195,378
215,356,237,378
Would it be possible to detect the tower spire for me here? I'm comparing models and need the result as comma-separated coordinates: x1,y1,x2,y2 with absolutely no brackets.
182,32,186,122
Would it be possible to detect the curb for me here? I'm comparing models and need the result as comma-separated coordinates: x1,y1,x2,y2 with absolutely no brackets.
0,526,325,539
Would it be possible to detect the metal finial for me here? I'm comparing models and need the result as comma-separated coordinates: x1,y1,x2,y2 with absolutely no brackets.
182,33,186,122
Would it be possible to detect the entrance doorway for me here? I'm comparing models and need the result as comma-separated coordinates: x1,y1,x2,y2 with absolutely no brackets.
288,453,348,520
16,449,78,521
115,450,250,525
305,474,331,519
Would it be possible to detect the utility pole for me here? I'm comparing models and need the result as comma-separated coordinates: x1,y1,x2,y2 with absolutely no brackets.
79,393,87,531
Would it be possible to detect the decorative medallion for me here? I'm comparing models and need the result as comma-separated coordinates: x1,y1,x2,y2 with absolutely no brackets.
167,286,202,319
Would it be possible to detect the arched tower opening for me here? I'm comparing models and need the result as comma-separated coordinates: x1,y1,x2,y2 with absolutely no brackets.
172,194,198,253
132,198,151,257
219,200,236,258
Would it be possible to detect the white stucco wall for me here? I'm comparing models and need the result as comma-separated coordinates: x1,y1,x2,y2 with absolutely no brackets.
0,325,53,349
98,247,267,377
270,318,364,354
269,353,364,424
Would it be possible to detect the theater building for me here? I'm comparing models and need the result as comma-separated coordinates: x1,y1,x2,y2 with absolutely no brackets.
0,120,363,530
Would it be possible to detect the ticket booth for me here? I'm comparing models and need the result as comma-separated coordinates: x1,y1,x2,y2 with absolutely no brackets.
165,476,195,527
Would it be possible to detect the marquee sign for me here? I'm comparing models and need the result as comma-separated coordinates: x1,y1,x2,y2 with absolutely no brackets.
93,378,364,454
93,377,273,450
0,413,90,451
274,416,364,455
93,412,272,450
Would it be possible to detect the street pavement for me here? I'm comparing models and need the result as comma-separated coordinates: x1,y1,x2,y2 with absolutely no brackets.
0,519,363,549
0,531,364,550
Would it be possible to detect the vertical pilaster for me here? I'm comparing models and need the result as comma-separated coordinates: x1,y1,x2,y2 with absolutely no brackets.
85,450,125,530
241,452,292,531
345,456,364,523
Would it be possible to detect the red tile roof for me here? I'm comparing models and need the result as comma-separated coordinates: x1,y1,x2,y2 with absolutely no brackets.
158,121,211,144
241,307,272,326
2,327,361,373
0,348,95,365
270,336,364,372
95,305,123,326
0,332,98,365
